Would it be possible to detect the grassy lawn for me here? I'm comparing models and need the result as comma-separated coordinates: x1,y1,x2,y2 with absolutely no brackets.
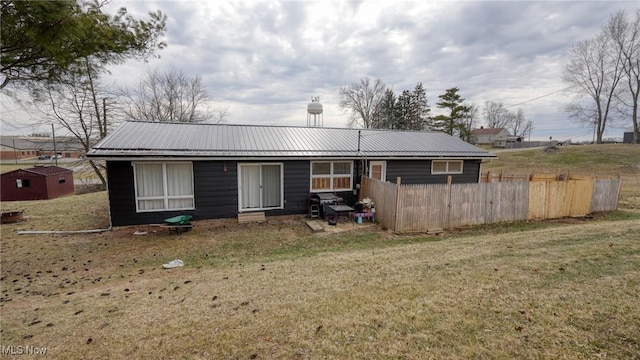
1,190,639,359
1,144,639,359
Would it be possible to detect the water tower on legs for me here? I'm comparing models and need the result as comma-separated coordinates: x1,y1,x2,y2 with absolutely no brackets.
307,96,323,127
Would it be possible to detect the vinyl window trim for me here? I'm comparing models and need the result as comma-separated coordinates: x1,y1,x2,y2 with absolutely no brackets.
431,160,464,175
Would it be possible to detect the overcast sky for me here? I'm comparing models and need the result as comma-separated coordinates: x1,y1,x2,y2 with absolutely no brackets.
2,0,638,141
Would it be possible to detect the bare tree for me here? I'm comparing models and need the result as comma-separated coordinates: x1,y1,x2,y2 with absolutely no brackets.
505,108,532,137
483,101,511,128
36,61,109,189
563,33,626,143
119,69,227,123
460,103,479,142
605,10,640,143
339,77,388,128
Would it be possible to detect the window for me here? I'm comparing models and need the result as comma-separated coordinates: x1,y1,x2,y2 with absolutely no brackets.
59,176,66,184
369,161,386,181
238,163,283,211
134,162,194,212
431,160,463,174
16,179,30,188
310,161,353,191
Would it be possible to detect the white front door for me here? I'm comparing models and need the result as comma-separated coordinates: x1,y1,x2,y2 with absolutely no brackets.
369,161,386,181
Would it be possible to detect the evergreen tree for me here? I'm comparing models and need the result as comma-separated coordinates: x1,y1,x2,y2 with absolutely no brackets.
394,90,413,130
434,87,470,136
409,82,431,130
1,0,167,91
376,89,397,129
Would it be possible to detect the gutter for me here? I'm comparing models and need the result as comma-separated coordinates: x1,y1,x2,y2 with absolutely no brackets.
86,155,497,162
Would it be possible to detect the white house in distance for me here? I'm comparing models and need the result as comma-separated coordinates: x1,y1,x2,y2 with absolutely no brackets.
470,127,510,147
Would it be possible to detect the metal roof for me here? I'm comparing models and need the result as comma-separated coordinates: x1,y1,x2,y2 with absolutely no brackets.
471,128,508,135
2,166,72,177
88,121,496,159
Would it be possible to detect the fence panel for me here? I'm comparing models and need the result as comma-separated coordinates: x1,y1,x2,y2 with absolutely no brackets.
397,184,448,232
528,181,548,219
485,182,529,223
449,183,487,227
591,179,622,212
361,174,618,234
361,177,397,231
565,179,594,216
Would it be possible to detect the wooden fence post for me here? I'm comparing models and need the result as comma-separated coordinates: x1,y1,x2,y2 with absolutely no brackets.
447,175,452,230
394,177,402,233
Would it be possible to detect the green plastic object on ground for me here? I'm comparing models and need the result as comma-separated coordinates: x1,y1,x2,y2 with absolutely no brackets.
163,215,193,225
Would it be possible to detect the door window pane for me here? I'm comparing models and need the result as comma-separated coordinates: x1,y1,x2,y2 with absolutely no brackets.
261,165,281,208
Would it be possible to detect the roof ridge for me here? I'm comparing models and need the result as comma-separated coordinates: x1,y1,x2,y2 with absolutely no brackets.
124,120,442,134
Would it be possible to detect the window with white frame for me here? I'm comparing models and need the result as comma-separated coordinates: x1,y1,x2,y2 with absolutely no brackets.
310,161,353,191
134,162,194,212
431,160,463,174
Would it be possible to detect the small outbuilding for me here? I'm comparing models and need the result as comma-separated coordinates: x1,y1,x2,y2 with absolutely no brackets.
0,166,74,201
623,127,638,144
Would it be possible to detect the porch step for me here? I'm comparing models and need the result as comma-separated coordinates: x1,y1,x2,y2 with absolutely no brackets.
304,219,325,232
237,212,266,224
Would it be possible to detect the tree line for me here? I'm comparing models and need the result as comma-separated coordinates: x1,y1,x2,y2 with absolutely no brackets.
563,9,639,144
338,77,532,142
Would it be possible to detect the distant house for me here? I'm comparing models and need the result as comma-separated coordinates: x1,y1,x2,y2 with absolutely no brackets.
0,166,74,201
470,128,510,147
87,121,496,226
623,127,638,144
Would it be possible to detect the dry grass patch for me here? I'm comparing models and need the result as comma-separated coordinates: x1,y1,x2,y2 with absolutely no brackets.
2,149,640,358
2,204,639,359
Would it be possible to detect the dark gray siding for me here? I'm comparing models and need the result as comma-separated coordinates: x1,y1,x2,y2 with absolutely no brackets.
193,161,238,219
107,160,339,225
106,158,477,225
264,160,309,216
385,159,481,184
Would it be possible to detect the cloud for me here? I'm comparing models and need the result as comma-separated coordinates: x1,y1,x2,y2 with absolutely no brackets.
2,0,637,142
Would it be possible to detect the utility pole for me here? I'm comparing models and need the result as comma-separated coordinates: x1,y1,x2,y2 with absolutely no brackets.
12,139,17,164
52,124,58,166
102,98,107,138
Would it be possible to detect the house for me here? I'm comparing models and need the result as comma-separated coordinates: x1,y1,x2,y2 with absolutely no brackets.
87,121,496,226
0,166,74,201
470,128,511,147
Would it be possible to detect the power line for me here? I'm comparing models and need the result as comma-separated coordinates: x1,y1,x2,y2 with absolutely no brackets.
503,66,626,110
503,83,581,110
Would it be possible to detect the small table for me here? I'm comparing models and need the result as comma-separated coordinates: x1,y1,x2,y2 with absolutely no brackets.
325,204,354,222
354,212,375,224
